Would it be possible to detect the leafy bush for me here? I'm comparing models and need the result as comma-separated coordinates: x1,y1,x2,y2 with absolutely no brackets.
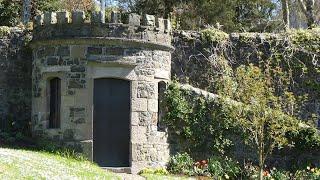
167,153,194,176
288,126,320,151
207,156,241,178
294,167,320,180
167,153,241,178
0,26,10,37
201,28,229,44
0,0,21,26
163,82,239,156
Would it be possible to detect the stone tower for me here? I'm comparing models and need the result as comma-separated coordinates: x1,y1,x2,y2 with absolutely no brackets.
31,11,173,173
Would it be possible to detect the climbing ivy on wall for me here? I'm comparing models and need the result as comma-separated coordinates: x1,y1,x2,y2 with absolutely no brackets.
173,28,320,126
168,28,320,173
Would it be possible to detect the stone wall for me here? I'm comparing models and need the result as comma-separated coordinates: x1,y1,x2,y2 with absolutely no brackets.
0,27,32,131
31,11,173,173
171,30,320,124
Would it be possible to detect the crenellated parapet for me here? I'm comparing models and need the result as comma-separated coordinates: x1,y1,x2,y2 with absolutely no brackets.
33,11,172,48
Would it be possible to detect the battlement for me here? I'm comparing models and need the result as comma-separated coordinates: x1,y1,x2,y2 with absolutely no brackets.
33,11,172,47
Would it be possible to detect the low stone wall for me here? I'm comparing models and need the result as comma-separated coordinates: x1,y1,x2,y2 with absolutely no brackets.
171,30,320,124
0,27,32,131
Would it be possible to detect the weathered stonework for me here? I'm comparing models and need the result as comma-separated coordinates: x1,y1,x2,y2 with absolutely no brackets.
0,27,32,129
31,11,173,173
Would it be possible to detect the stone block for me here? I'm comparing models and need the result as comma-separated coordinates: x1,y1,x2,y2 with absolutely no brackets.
156,17,165,31
138,111,152,126
124,49,139,56
143,14,155,26
111,11,120,23
34,14,44,26
87,46,103,55
91,11,105,24
57,46,70,57
63,129,75,140
72,11,85,24
68,79,85,89
71,46,86,58
42,46,56,57
46,56,60,66
56,11,70,24
106,47,124,56
71,65,86,72
164,19,171,32
131,98,148,111
129,13,141,26
131,126,147,142
148,99,158,113
137,82,155,98
44,12,57,25
80,140,93,160
131,112,139,126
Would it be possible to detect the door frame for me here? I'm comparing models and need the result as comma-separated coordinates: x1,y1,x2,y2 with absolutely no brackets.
88,64,136,167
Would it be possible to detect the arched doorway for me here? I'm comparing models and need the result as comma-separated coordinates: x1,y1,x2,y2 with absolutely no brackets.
93,78,131,167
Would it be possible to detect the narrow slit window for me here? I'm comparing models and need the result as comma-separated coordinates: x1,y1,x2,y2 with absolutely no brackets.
157,81,167,132
49,78,61,129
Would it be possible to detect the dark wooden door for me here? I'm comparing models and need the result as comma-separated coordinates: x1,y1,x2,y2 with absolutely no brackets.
93,78,130,167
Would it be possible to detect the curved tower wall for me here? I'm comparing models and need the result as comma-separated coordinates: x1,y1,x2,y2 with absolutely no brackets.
31,11,172,173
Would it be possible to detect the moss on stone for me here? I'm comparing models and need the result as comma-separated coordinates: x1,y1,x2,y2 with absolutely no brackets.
200,28,229,44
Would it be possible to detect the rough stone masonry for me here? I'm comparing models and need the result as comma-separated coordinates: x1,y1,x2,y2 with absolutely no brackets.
31,11,173,173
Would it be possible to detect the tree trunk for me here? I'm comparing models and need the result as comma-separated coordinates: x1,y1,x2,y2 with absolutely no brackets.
22,0,32,24
259,142,264,180
281,0,290,30
101,0,106,22
306,0,315,28
298,0,315,28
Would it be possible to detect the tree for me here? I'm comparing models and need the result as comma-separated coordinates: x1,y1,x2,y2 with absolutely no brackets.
228,64,298,180
118,0,278,32
298,0,315,28
0,0,22,26
22,0,31,24
281,0,290,29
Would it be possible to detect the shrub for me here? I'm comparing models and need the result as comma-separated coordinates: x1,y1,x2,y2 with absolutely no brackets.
207,156,241,178
167,153,194,176
294,167,320,180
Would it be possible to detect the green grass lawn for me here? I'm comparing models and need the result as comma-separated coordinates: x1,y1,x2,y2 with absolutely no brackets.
0,148,120,180
141,174,196,180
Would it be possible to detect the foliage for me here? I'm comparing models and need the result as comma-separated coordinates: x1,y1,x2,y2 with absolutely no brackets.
201,28,229,44
167,153,241,178
139,168,169,175
165,65,300,180
163,82,239,156
120,0,279,32
34,0,61,12
287,126,320,151
294,166,320,180
0,0,21,26
167,153,194,176
140,173,192,180
0,26,11,37
60,0,94,12
207,156,241,179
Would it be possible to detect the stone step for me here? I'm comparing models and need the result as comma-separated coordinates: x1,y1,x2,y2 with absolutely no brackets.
103,167,131,174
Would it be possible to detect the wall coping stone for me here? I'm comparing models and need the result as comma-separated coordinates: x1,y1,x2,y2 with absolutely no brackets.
30,37,174,52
